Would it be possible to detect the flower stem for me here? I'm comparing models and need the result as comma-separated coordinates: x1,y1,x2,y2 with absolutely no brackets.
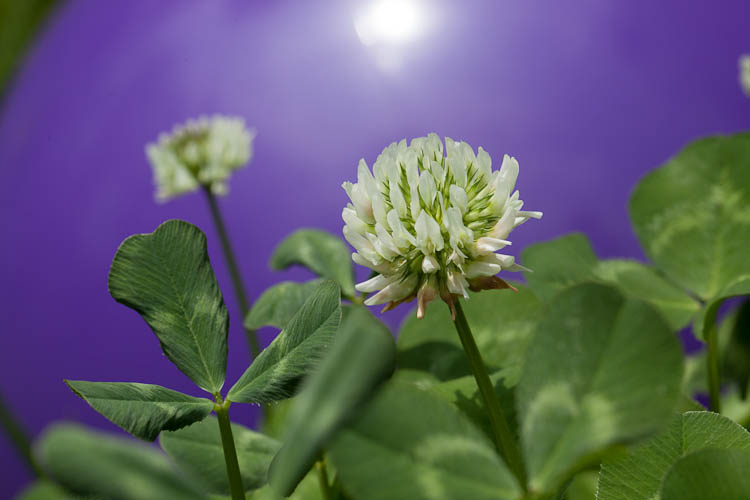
451,300,527,490
316,457,334,500
214,399,246,500
706,320,722,413
0,390,43,478
203,188,261,358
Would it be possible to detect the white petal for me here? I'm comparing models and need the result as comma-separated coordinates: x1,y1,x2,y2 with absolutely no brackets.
422,254,440,274
357,159,377,196
488,206,518,240
364,275,417,306
409,185,421,220
447,270,470,298
465,261,501,279
416,277,439,319
448,154,467,187
415,211,444,253
343,226,379,263
460,141,476,168
474,237,512,254
419,171,437,207
449,185,468,213
476,147,492,180
404,150,419,186
372,193,390,228
499,155,519,195
352,252,391,273
374,223,400,260
342,206,367,234
430,159,445,184
445,207,473,250
355,274,390,293
387,209,416,249
390,182,408,217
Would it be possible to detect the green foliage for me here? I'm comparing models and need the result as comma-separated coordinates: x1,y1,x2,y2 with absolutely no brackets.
517,283,683,493
564,471,598,500
660,448,750,500
270,229,355,299
521,233,699,330
598,411,750,500
13,481,77,500
397,287,542,385
245,279,323,330
629,134,750,336
402,370,518,445
65,381,213,441
253,470,322,500
0,0,57,93
160,416,279,495
37,423,204,500
269,305,396,496
108,220,228,393
694,277,750,340
721,299,750,399
228,280,342,403
329,382,520,500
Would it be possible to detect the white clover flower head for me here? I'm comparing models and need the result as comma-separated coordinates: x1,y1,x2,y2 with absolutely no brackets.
342,133,542,319
145,115,254,202
740,54,750,97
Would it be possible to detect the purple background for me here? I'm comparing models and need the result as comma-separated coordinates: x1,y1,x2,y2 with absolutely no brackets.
0,0,748,496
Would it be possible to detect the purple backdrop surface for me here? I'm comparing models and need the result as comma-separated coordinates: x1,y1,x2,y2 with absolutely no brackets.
0,0,748,496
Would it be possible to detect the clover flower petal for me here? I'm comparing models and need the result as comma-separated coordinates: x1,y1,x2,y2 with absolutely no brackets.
146,115,254,202
341,133,542,318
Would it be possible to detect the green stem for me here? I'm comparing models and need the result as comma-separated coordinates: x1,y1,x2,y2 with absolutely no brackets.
706,320,722,413
316,458,334,500
203,188,261,358
215,399,246,500
704,299,726,414
452,300,527,490
0,390,42,478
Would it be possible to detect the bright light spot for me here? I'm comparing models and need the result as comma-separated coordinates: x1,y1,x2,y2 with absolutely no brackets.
354,0,428,47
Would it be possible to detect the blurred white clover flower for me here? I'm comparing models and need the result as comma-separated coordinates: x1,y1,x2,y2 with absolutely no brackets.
146,115,254,201
342,133,542,319
740,55,750,97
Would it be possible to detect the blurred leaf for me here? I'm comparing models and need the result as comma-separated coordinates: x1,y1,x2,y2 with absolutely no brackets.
108,219,228,393
160,416,279,495
37,423,204,500
598,411,750,500
65,381,213,441
414,371,518,445
660,448,750,500
329,382,520,500
245,279,323,330
253,470,322,500
0,0,57,93
228,281,342,404
260,398,294,440
397,286,541,386
522,233,699,330
629,133,750,301
564,471,598,500
517,283,683,493
13,480,77,500
269,305,396,496
521,233,599,302
270,229,355,299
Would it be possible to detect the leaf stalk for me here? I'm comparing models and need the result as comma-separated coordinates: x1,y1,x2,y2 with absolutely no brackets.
214,397,246,500
451,300,528,491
